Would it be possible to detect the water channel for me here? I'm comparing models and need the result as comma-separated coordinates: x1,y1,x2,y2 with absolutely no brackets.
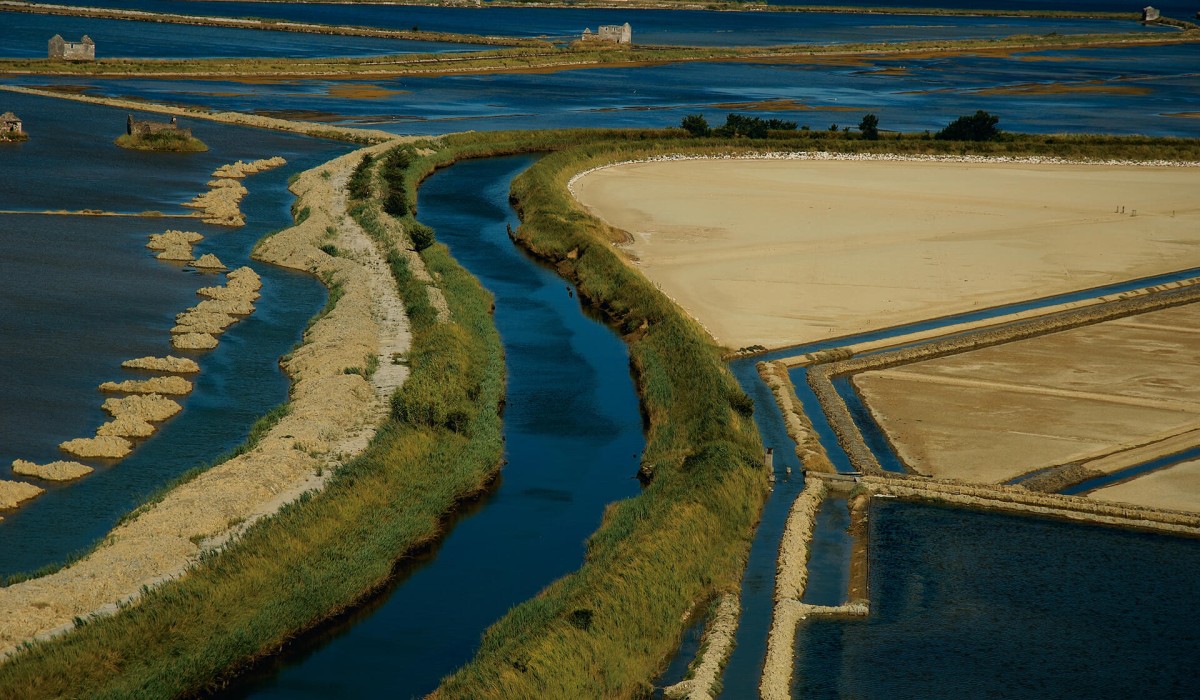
220,155,644,697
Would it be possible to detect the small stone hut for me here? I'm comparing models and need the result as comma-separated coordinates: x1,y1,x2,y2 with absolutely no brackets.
127,114,192,139
1,112,22,134
48,34,96,60
1141,6,1161,20
581,23,632,45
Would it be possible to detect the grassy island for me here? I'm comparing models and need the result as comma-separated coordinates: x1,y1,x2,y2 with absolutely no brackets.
115,130,208,152
0,132,28,143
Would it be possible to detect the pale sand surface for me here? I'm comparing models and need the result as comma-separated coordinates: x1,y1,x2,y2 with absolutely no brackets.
572,158,1200,348
1091,458,1200,513
855,304,1200,486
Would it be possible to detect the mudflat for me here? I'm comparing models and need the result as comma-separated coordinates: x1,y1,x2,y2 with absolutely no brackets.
572,157,1200,348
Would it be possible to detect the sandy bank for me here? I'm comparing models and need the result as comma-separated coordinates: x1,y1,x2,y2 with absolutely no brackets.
663,593,740,700
192,253,226,270
0,138,417,657
572,154,1200,349
11,460,93,482
0,481,43,510
103,394,181,423
760,479,826,700
59,436,132,460
99,376,193,396
121,356,199,373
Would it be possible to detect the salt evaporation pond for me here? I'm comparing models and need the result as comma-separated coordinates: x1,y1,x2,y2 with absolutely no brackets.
7,0,1170,47
24,41,1199,137
793,500,1200,698
0,91,351,574
0,11,473,59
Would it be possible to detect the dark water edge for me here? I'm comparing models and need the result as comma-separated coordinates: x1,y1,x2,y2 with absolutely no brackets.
10,0,1167,48
217,155,645,698
794,499,1200,699
0,11,471,60
801,496,852,607
0,92,352,574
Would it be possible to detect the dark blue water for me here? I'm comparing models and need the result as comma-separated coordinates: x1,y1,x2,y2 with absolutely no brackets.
794,500,1200,699
0,11,470,59
16,0,1168,47
801,496,853,607
222,155,644,698
27,41,1199,137
712,358,805,699
0,92,350,574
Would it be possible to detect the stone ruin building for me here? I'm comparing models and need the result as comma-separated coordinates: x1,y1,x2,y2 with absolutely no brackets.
1141,5,1161,20
127,114,193,139
581,22,632,45
1,112,22,135
48,34,96,61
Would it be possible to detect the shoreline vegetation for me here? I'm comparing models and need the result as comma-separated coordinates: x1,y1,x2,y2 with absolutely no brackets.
114,130,208,152
0,115,1198,696
2,31,1198,79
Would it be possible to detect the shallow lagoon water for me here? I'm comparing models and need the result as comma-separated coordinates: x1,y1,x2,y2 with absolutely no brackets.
16,0,1169,47
0,11,471,60
221,155,644,698
31,42,1200,137
0,92,350,574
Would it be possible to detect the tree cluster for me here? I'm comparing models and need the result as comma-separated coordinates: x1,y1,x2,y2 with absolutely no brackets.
347,153,374,200
935,110,1001,141
681,113,797,139
380,148,413,217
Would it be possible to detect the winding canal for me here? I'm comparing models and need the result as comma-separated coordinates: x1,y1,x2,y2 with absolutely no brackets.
225,155,644,697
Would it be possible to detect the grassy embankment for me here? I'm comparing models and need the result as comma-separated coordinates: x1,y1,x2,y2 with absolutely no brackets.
115,130,209,152
2,29,1197,78
1,127,1198,697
